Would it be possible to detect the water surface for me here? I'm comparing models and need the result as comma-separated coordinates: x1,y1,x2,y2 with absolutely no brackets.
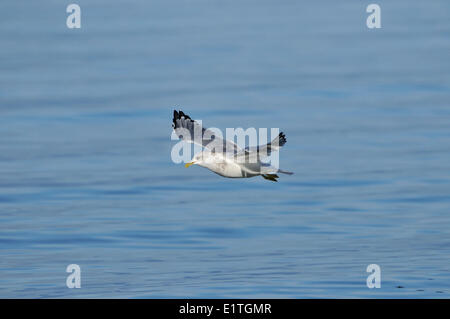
0,0,449,298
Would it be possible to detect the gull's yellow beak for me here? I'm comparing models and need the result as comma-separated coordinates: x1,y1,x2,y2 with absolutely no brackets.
185,162,195,168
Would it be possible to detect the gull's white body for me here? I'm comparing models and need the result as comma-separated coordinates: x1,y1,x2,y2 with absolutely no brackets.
199,154,244,178
194,152,263,178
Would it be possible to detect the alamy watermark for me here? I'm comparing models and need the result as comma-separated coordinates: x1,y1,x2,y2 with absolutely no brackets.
366,264,381,288
66,264,81,288
366,4,381,29
66,4,81,29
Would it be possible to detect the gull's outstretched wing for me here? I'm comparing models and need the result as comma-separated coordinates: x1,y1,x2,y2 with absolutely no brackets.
237,132,287,160
172,110,241,154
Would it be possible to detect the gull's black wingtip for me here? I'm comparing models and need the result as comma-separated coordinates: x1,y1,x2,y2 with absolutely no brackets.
179,110,191,120
172,110,179,128
279,132,287,146
172,109,194,128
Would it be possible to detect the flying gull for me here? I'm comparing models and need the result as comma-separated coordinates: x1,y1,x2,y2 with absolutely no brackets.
172,110,293,182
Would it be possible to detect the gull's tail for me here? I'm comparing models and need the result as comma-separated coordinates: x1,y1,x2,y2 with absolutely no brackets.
261,167,293,182
277,169,293,175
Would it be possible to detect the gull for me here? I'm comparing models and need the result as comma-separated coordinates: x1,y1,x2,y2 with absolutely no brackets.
172,110,293,182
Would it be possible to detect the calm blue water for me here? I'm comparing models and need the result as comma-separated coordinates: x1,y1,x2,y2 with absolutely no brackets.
0,0,449,298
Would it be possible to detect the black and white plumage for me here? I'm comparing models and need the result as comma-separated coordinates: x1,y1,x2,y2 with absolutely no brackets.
172,110,293,182
173,110,239,154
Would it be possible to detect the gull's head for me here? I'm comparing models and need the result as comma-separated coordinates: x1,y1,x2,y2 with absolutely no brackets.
185,152,204,168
